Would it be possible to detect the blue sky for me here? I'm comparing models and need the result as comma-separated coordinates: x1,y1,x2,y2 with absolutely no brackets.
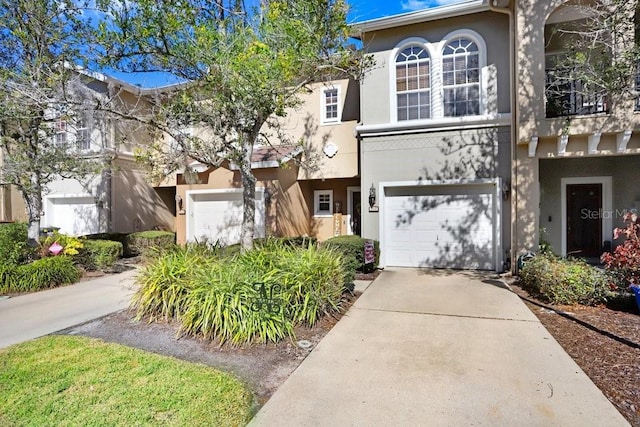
107,0,465,88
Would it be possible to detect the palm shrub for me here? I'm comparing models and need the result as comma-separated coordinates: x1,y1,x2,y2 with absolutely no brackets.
133,245,214,321
133,240,347,345
520,254,614,305
0,256,80,293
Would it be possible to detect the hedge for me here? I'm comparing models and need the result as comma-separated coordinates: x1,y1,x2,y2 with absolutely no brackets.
76,240,123,271
125,231,176,258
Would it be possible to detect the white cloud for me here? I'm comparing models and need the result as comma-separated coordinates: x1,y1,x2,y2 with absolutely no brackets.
400,0,467,12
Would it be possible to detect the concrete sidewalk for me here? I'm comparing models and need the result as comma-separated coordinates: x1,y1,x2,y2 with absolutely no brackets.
250,268,629,426
0,269,138,349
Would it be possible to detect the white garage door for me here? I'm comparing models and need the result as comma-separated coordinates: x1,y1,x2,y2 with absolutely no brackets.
187,190,265,245
45,196,101,236
383,186,496,270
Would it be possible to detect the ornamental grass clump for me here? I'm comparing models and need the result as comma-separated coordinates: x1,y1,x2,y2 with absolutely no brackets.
133,239,347,345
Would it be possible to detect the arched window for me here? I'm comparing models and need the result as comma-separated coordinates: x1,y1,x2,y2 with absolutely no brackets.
442,38,480,117
395,45,430,121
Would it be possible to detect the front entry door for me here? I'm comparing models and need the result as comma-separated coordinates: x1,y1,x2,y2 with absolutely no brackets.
566,183,602,257
351,191,361,236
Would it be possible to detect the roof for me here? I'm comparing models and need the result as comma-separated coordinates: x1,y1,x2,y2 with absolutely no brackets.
350,0,488,37
229,145,303,170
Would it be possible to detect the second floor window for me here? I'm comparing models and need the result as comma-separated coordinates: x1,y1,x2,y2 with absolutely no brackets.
75,116,91,151
396,45,430,121
322,87,340,124
55,119,67,145
442,38,480,117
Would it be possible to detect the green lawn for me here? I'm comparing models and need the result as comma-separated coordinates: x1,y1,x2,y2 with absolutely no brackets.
0,336,253,426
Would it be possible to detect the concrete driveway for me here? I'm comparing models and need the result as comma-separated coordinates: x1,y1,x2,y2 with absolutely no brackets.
250,268,629,426
0,269,137,349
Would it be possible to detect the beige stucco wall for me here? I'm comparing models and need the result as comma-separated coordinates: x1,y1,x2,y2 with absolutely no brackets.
513,0,640,258
516,0,640,142
173,164,359,244
360,11,511,125
173,166,310,245
3,185,27,222
271,78,360,180
111,158,175,233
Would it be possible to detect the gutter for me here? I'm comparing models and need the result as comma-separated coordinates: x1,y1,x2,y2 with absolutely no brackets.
356,114,512,137
487,0,517,273
351,0,488,37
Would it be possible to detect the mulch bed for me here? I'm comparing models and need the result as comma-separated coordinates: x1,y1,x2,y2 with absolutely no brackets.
510,283,640,425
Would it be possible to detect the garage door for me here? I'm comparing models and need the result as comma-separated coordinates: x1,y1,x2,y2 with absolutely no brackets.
383,185,496,269
187,190,265,245
45,196,101,236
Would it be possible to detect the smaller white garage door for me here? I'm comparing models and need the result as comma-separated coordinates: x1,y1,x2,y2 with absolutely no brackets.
187,190,265,245
383,183,497,270
45,196,101,236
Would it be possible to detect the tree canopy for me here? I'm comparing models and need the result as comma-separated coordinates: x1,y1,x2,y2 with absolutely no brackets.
0,0,103,242
98,0,370,249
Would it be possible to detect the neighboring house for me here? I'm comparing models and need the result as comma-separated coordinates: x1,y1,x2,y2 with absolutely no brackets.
0,72,176,236
352,1,512,271
172,78,361,245
514,0,640,262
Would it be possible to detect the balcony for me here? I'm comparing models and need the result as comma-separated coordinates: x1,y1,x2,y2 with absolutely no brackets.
545,72,609,118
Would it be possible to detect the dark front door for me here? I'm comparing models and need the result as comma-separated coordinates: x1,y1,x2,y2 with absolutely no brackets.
566,183,602,257
351,191,361,236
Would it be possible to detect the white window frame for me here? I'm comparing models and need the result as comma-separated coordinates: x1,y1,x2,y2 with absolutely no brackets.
55,118,67,145
441,37,481,117
321,86,341,125
395,44,431,121
389,30,487,123
314,189,333,217
74,114,91,152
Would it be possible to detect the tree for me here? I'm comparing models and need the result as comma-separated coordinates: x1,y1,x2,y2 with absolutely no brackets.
545,0,640,117
98,0,370,250
0,0,102,243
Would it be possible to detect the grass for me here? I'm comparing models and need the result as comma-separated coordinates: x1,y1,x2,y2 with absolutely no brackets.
0,336,253,426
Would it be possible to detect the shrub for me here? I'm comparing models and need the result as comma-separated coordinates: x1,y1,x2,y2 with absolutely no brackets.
601,211,640,288
0,222,34,264
133,241,346,345
323,236,380,282
125,231,176,258
520,254,614,305
76,240,123,271
82,232,128,247
39,232,84,257
0,256,80,293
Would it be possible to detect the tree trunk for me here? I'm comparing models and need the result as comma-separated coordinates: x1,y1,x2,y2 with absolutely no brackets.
239,133,256,251
24,177,43,246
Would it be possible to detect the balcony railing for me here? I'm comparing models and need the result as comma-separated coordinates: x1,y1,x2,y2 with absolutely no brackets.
545,72,609,118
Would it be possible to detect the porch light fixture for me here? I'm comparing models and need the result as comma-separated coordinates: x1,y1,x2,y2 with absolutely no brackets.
369,184,376,209
175,194,185,214
502,181,511,201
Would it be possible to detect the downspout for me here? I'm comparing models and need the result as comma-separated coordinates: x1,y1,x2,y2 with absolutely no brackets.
488,0,517,273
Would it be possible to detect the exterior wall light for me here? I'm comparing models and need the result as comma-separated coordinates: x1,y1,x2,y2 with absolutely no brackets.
369,184,376,209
